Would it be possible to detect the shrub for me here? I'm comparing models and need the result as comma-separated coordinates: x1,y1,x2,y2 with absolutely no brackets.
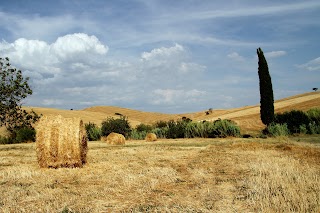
266,123,290,137
166,119,189,139
136,123,153,132
85,122,101,141
150,119,241,139
306,108,320,125
184,121,216,138
308,121,320,134
129,119,241,139
274,110,311,134
130,129,147,140
299,124,308,134
185,122,203,138
181,116,192,122
153,120,168,128
152,127,168,139
213,119,241,138
15,127,36,143
101,116,131,138
0,135,14,144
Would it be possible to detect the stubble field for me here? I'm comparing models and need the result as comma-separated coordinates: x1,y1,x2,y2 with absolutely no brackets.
1,137,319,212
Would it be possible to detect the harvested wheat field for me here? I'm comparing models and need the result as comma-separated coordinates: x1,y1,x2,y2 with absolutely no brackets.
1,137,319,212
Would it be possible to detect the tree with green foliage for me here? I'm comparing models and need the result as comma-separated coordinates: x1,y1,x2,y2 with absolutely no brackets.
0,57,40,138
101,116,131,138
257,48,274,126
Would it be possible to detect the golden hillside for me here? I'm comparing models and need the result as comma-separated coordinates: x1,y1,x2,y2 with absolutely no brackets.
1,92,319,135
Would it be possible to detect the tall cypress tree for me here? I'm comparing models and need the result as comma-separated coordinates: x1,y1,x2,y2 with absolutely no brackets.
257,48,274,126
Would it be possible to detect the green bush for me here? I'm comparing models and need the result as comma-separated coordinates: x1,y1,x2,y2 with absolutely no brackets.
0,135,14,144
15,127,36,143
185,122,202,138
274,110,311,134
213,119,241,138
153,120,168,128
130,123,154,140
85,122,101,141
152,127,168,139
184,121,216,138
101,116,131,138
136,123,153,132
130,129,148,140
306,108,320,125
166,119,190,139
299,124,308,134
266,123,290,137
308,121,320,134
148,119,241,139
128,119,242,139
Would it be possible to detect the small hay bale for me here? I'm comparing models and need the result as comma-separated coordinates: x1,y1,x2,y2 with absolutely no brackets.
145,133,157,142
36,115,88,168
103,132,126,145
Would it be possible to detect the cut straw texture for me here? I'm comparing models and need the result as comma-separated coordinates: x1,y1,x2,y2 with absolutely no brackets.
102,132,126,145
36,115,88,168
145,133,157,142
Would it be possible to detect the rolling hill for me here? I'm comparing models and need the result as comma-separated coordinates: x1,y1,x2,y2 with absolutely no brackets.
1,91,319,136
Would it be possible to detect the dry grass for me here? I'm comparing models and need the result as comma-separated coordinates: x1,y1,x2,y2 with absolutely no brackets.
36,115,88,168
0,137,319,212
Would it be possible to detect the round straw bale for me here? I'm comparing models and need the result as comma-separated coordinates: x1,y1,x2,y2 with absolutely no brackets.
104,132,126,145
145,133,157,142
101,136,108,142
35,115,88,168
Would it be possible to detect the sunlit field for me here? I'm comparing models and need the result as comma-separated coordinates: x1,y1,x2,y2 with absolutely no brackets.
1,137,319,212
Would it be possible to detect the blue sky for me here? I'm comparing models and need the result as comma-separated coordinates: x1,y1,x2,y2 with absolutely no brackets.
0,0,319,113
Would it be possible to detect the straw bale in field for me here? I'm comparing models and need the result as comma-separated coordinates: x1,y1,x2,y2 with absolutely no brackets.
36,115,88,168
145,133,157,142
103,132,126,145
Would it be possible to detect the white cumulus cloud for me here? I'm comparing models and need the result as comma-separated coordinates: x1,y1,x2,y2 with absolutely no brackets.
51,33,108,62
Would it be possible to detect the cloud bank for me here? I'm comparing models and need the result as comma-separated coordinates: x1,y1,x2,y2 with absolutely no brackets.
0,34,209,112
